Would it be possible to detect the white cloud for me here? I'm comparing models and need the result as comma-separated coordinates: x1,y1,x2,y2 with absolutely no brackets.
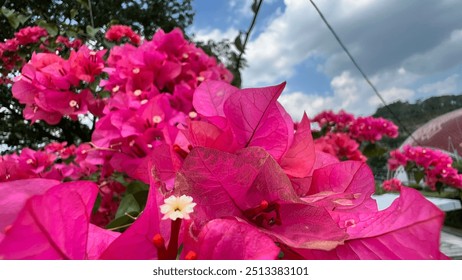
278,91,334,120
191,27,239,43
368,87,415,107
235,0,254,18
280,70,417,119
403,29,462,75
191,0,462,119
417,74,460,96
237,0,462,118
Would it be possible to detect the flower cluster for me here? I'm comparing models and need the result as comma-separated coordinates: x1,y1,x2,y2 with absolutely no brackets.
313,110,399,143
12,45,106,124
313,110,355,131
0,142,82,182
0,26,84,85
105,25,141,45
311,110,398,162
382,178,405,192
388,145,462,190
314,132,366,162
0,141,128,226
89,27,232,181
0,26,48,84
349,116,399,142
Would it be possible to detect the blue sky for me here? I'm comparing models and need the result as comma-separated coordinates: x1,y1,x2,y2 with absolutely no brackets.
188,0,462,119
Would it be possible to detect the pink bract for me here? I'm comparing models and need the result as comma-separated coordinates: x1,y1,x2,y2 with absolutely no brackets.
185,218,280,260
174,146,347,251
295,187,447,259
0,181,118,259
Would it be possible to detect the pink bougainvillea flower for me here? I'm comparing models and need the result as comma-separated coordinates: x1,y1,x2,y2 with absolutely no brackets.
55,36,82,50
193,80,238,117
101,164,277,260
279,113,315,178
99,180,166,260
0,178,60,233
68,45,106,83
17,148,56,175
189,80,304,165
100,159,193,260
174,146,347,251
11,50,97,124
184,118,240,153
388,145,462,190
105,25,141,45
312,110,398,143
294,187,448,259
303,160,377,213
222,82,293,161
14,26,48,45
382,178,404,192
0,181,119,259
183,218,280,260
314,132,366,162
88,28,232,175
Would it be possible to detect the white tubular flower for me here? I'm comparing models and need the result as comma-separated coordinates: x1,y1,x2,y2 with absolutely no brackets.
160,195,196,221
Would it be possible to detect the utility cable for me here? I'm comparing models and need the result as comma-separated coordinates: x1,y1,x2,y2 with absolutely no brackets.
308,0,420,144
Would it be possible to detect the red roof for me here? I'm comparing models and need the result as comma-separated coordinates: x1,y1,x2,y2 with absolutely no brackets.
403,108,462,156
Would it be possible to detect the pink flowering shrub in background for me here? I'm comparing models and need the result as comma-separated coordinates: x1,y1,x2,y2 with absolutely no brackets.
382,178,405,192
0,25,451,259
105,25,141,45
311,110,398,162
387,145,462,191
0,26,83,85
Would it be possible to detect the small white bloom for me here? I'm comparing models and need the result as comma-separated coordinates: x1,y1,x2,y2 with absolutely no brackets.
160,195,196,220
152,115,162,124
188,111,198,119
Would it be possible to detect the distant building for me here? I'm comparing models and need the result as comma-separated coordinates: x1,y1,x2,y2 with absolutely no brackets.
402,108,462,158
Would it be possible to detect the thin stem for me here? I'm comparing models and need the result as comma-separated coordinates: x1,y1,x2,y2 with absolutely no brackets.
166,219,182,259
124,212,139,220
235,0,264,72
107,222,134,231
88,0,94,27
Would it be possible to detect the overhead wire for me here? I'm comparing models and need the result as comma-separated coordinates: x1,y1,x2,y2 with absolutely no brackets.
308,0,421,145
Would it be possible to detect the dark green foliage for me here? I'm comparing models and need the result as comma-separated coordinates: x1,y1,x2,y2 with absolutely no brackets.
0,0,194,40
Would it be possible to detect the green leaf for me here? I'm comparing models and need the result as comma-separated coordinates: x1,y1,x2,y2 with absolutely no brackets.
413,170,425,184
115,194,140,219
361,143,387,158
17,14,30,25
92,194,102,214
435,181,444,193
36,20,59,36
105,213,137,232
126,180,149,194
77,0,90,10
251,0,259,13
112,172,128,185
70,9,79,19
86,25,100,38
132,190,149,210
2,7,20,29
1,7,14,18
176,244,184,260
234,33,244,53
65,29,78,38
